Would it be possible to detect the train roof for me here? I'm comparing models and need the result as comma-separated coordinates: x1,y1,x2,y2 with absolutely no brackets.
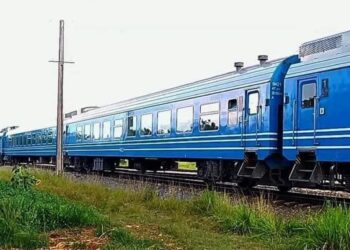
66,57,292,124
286,51,350,79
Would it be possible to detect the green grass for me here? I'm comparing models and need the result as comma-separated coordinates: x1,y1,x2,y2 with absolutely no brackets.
1,167,349,249
177,161,197,170
0,179,105,248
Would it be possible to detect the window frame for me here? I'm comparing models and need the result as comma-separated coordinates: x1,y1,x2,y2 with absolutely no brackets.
248,91,260,115
140,113,153,137
301,81,316,109
76,126,83,142
92,123,100,140
47,131,53,144
102,120,111,139
199,102,220,132
113,118,124,139
176,106,194,134
157,110,171,135
127,116,137,137
228,98,239,127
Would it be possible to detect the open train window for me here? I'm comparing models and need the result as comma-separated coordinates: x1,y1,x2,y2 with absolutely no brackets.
103,121,111,139
113,119,123,138
92,123,100,140
76,126,82,141
248,92,259,115
157,110,171,135
177,106,193,133
37,134,42,144
200,103,219,131
141,114,153,136
84,124,91,140
228,99,238,126
302,82,316,108
127,116,136,136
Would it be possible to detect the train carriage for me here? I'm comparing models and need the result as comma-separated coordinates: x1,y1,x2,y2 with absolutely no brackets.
283,31,350,189
0,136,3,164
61,55,298,185
3,128,56,164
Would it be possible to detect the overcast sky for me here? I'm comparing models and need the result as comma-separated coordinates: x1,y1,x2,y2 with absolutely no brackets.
0,0,349,131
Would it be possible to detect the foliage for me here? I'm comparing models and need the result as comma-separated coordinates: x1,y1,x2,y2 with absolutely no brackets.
10,165,38,189
4,168,350,249
0,180,105,248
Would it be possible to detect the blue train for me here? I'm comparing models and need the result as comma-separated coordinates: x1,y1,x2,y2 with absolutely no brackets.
1,31,350,191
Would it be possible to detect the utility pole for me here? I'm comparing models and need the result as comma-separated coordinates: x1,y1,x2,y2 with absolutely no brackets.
49,20,74,175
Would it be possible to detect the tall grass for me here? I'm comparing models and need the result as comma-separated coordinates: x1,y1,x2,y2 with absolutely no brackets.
190,191,302,237
299,204,350,249
0,180,105,248
2,168,350,249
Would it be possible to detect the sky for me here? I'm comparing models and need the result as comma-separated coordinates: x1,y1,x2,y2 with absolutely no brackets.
0,0,349,131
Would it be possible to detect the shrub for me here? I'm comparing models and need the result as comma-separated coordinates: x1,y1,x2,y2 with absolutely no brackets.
10,165,38,190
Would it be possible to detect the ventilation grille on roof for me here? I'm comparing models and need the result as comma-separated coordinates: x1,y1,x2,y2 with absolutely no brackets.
299,31,350,61
300,35,342,57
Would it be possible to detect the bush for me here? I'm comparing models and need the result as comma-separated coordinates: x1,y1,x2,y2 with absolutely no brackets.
10,165,38,189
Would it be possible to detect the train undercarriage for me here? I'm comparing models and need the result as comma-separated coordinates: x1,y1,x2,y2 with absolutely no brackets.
2,152,350,192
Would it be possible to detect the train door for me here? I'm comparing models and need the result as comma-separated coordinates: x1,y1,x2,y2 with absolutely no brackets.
244,89,260,148
296,78,318,147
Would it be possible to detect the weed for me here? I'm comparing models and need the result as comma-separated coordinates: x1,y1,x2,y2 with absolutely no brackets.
10,165,38,189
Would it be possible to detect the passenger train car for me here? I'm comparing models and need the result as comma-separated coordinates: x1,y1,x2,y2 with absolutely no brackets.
1,30,350,191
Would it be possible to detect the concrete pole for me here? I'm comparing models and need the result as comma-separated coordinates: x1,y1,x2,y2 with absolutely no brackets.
56,20,64,175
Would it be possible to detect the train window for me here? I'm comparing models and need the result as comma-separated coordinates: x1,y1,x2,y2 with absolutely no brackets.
47,131,53,144
84,124,91,140
8,138,12,147
103,121,111,139
13,137,16,147
141,114,153,136
114,119,123,138
92,123,100,140
37,134,42,144
302,82,316,108
200,103,219,131
228,99,238,126
76,126,83,141
157,110,171,135
27,135,32,145
32,134,36,145
23,135,27,146
127,116,136,136
248,92,259,115
177,106,193,133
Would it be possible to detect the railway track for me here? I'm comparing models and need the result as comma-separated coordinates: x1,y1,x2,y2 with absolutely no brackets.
8,163,350,207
